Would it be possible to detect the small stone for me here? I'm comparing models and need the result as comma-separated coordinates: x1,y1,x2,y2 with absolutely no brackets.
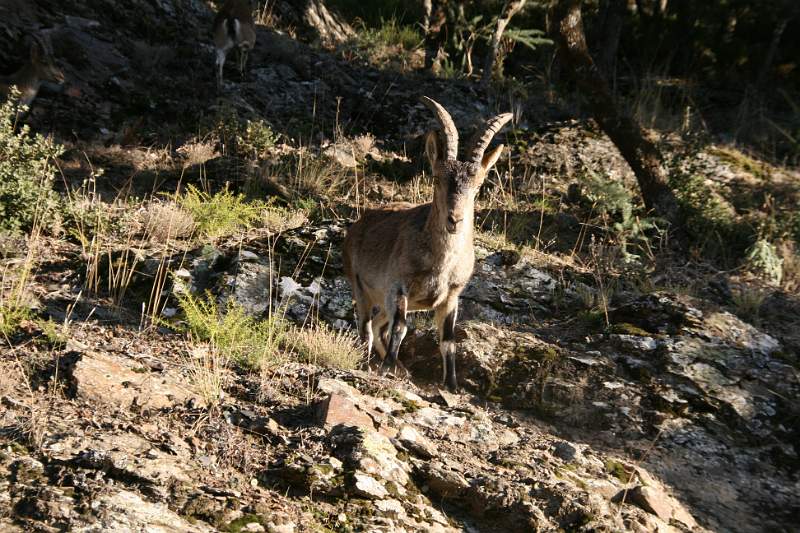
11,457,45,482
395,425,437,459
612,334,657,352
496,428,519,446
266,522,296,533
375,498,406,518
353,472,389,499
627,485,673,522
72,352,193,410
420,463,469,499
393,389,427,405
552,441,579,462
437,389,460,408
323,144,359,168
243,523,265,532
316,378,360,399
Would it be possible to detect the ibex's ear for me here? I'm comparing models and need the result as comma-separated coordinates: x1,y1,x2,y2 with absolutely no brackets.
476,144,504,185
425,131,440,172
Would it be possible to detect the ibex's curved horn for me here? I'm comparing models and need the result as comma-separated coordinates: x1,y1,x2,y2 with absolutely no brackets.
420,96,459,161
466,113,513,165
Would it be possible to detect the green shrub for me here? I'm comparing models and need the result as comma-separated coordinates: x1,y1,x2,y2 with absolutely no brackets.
177,290,287,370
745,238,783,285
580,170,634,221
178,185,268,239
238,119,278,160
669,171,753,258
0,301,31,338
579,171,664,263
0,90,62,232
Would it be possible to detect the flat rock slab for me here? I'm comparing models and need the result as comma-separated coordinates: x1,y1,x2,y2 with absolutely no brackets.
72,489,212,532
72,351,193,411
317,392,376,430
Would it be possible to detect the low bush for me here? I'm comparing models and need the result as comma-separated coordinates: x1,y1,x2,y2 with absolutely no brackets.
0,90,62,233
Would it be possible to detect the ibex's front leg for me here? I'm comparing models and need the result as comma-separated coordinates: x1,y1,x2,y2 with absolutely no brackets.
435,293,459,391
381,283,408,373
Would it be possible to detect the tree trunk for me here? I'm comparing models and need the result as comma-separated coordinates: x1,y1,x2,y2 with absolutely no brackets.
280,0,353,47
550,0,681,230
422,0,433,33
423,0,448,71
756,17,789,91
481,0,527,87
596,0,626,80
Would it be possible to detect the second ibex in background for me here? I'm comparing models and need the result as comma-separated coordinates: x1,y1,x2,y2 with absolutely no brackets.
0,33,65,107
213,0,256,90
343,97,512,391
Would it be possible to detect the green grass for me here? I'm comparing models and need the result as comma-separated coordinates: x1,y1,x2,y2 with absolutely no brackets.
345,16,424,70
604,459,632,483
177,291,363,372
357,18,422,51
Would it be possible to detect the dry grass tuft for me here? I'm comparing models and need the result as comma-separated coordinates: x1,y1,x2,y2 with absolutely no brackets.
351,134,375,158
288,322,363,370
731,283,769,322
177,138,219,169
183,343,229,409
291,150,348,197
136,201,196,241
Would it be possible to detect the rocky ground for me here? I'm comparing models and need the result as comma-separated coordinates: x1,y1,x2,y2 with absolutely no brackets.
2,219,798,532
2,1,799,532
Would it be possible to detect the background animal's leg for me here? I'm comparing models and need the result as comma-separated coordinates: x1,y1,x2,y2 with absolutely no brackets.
215,47,228,89
238,46,249,78
435,294,459,391
382,283,408,373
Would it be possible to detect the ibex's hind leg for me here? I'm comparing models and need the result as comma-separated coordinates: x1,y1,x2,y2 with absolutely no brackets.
351,276,376,365
435,293,459,391
381,282,408,374
370,310,389,360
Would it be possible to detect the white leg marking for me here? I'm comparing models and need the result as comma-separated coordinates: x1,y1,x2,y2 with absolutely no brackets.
440,340,455,385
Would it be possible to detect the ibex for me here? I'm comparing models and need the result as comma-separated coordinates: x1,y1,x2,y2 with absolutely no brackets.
0,34,65,107
213,0,256,90
343,97,512,391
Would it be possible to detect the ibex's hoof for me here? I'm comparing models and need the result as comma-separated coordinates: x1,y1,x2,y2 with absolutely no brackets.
378,361,393,376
